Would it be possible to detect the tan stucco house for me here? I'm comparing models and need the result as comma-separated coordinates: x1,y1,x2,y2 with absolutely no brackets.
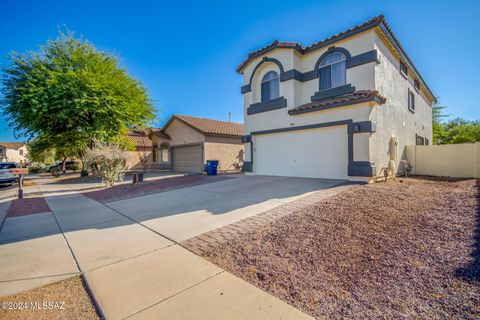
238,15,435,182
126,130,153,170
149,115,244,173
0,142,28,164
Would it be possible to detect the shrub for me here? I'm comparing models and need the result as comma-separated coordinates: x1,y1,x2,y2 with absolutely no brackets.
28,162,49,173
85,140,127,187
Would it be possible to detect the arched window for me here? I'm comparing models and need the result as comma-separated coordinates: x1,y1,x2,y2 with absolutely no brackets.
261,71,279,102
319,52,346,90
160,143,169,162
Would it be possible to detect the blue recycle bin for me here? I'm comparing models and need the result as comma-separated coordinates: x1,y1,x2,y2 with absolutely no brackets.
206,160,219,175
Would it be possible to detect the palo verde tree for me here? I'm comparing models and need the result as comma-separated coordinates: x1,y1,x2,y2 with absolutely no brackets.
0,31,155,169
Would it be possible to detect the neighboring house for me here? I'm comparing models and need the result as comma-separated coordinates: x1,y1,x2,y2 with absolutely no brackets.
0,142,28,164
126,130,153,170
237,15,435,182
149,115,244,173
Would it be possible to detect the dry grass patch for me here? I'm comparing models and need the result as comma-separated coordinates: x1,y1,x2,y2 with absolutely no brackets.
0,276,100,320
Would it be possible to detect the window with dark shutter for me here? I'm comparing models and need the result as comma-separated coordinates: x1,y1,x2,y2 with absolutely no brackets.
408,89,415,112
416,135,425,145
414,79,420,92
400,61,408,78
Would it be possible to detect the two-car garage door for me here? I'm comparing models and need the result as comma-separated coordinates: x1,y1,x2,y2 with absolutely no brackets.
172,145,203,173
253,126,348,180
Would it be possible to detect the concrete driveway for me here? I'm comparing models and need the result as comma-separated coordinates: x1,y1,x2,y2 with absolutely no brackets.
107,175,345,242
0,174,345,319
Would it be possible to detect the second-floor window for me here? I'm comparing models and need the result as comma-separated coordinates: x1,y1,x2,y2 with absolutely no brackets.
319,52,346,90
400,61,408,78
408,89,415,112
414,79,420,92
261,71,279,102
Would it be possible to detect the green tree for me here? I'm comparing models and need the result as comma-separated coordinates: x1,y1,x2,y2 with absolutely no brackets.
432,104,447,144
1,31,155,169
27,138,56,164
443,118,480,144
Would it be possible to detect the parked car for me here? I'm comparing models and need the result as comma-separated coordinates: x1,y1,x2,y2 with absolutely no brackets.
48,161,80,172
0,162,19,185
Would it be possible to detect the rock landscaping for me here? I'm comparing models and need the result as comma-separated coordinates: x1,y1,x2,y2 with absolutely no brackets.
202,178,480,319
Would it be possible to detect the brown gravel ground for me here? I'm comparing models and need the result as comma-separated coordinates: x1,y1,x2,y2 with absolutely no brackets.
7,197,51,218
0,276,100,320
83,175,231,203
203,177,480,319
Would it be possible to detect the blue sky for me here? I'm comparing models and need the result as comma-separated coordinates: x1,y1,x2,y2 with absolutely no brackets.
0,0,479,141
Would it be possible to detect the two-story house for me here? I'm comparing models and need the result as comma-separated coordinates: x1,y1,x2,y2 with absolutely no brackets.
0,142,28,164
238,15,435,182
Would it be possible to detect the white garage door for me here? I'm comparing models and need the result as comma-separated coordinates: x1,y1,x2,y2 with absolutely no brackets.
173,145,203,172
253,126,348,179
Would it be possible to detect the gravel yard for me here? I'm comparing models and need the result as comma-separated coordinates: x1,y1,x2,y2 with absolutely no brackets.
0,276,100,320
203,178,480,319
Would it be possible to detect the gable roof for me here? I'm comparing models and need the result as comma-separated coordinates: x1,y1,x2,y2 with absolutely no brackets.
236,15,435,102
0,142,25,150
126,130,152,148
162,115,244,138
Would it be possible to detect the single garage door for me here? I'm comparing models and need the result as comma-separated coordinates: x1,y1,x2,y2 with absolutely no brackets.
253,126,348,179
173,145,203,172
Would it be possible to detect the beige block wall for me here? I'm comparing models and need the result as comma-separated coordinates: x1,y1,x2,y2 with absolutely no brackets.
406,143,479,178
204,138,243,172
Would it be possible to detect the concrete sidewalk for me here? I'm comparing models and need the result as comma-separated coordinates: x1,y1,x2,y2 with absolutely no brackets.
0,212,79,297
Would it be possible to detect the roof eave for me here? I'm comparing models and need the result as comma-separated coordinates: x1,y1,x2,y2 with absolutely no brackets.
288,96,386,116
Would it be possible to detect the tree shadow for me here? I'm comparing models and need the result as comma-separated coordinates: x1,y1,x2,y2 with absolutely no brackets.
455,178,480,282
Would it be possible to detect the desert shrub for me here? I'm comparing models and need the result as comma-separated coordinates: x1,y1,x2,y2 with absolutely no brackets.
85,140,127,187
28,162,49,173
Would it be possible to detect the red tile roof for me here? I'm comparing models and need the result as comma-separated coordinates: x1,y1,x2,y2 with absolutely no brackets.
288,90,386,115
126,130,152,148
162,115,244,137
148,128,171,140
